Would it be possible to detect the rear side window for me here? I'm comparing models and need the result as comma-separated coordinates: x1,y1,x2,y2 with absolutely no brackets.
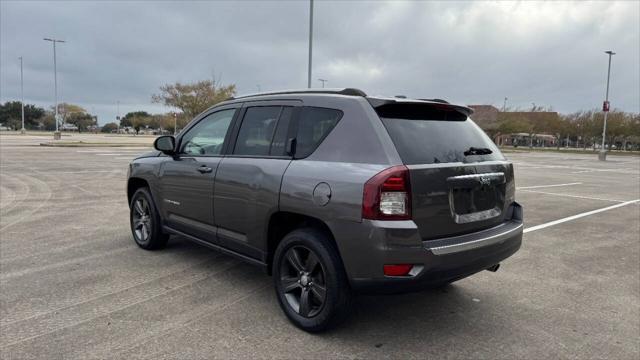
378,104,503,165
296,107,342,158
234,106,282,156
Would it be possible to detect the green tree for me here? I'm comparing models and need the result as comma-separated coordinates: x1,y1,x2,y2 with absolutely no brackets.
130,114,152,134
101,122,119,133
39,113,57,131
66,112,96,132
121,111,151,128
0,101,45,129
151,80,236,119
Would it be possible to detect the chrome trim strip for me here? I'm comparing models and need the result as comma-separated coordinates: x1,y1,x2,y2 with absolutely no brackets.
447,172,505,180
426,223,523,255
407,161,510,170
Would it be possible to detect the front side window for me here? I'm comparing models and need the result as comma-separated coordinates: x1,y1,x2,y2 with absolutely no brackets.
233,106,283,156
180,109,236,156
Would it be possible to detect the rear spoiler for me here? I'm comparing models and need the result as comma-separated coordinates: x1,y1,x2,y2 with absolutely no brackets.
367,97,473,117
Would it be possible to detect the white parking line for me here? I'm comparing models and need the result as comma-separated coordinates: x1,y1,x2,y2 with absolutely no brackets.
518,189,626,203
517,182,582,190
524,199,640,233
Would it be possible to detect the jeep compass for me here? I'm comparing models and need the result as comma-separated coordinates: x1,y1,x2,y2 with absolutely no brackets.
126,88,523,332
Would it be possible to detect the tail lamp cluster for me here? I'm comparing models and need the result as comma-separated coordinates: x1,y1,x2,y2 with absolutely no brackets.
363,166,415,277
362,165,411,220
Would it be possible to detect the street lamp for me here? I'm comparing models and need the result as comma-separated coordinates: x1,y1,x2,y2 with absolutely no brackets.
318,78,327,88
44,37,65,139
599,50,615,161
19,57,25,134
173,112,178,135
307,0,314,88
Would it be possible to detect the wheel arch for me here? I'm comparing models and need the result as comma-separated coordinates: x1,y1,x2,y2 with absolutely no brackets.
127,177,150,205
266,211,342,275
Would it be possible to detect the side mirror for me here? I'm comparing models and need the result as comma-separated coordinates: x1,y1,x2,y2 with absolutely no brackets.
154,135,176,155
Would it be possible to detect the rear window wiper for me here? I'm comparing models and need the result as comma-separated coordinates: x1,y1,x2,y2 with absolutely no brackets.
463,147,493,156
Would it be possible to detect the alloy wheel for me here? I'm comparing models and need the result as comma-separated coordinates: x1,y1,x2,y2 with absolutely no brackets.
132,197,152,242
279,245,327,318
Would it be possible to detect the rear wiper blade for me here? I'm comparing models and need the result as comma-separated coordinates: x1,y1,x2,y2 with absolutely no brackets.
464,147,493,156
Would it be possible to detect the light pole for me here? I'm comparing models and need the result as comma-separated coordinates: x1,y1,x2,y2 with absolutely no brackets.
318,78,327,88
599,50,615,161
19,57,25,134
173,113,177,135
307,0,314,88
44,37,65,139
116,100,120,133
502,97,507,112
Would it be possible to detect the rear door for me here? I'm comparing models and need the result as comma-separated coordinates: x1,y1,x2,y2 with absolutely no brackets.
374,101,514,240
213,101,298,261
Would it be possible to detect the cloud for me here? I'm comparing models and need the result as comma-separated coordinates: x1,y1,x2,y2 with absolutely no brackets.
1,0,638,124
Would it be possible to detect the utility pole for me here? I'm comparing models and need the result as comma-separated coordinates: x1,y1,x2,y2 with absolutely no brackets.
599,50,615,161
502,97,507,112
318,78,327,88
44,37,65,139
19,57,25,134
307,0,314,88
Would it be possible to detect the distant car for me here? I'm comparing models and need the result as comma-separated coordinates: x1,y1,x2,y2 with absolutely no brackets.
126,88,523,332
60,123,79,131
0,124,10,131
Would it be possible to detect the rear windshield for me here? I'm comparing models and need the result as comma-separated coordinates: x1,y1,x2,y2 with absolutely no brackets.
378,104,503,165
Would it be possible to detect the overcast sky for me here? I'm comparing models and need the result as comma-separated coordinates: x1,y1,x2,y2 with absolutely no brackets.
1,1,638,124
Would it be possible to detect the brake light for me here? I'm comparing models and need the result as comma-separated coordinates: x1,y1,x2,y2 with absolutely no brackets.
362,165,411,220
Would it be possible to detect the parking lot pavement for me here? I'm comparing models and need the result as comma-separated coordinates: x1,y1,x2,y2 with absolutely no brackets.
1,136,639,359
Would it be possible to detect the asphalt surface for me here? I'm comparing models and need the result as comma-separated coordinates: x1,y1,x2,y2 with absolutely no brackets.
1,134,639,359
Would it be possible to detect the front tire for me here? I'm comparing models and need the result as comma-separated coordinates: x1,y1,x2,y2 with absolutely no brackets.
273,228,352,332
129,187,169,250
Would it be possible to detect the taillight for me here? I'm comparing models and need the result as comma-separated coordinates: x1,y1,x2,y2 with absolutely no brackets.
362,165,411,220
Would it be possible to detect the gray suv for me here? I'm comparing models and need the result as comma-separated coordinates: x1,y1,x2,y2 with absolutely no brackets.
127,88,523,331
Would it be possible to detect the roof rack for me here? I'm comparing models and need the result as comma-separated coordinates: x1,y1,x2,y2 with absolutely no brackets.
228,88,367,100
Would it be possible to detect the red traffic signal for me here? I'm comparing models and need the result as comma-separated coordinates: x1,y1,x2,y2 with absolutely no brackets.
602,101,610,112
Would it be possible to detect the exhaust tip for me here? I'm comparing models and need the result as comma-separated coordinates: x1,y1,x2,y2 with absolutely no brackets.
486,264,500,272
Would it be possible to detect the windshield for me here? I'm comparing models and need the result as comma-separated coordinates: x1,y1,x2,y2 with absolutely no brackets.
380,116,504,165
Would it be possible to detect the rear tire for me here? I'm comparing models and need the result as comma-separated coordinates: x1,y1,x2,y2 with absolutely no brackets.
129,187,169,250
273,228,352,332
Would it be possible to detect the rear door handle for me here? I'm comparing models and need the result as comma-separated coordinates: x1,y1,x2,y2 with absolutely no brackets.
197,166,213,174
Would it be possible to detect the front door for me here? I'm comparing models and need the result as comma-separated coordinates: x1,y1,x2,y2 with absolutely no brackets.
159,107,237,241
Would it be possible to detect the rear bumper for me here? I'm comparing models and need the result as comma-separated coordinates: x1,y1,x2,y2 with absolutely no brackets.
336,203,523,294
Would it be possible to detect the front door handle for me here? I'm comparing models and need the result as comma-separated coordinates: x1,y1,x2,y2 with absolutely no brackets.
197,166,213,174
